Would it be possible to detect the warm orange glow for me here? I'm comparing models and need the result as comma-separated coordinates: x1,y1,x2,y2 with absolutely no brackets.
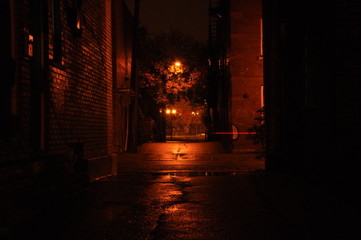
214,132,256,135
166,109,177,114
166,205,180,213
76,19,81,30
168,61,183,74
28,34,34,57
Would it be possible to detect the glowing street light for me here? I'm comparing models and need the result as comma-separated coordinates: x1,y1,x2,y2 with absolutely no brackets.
190,111,200,135
166,109,177,140
169,61,183,74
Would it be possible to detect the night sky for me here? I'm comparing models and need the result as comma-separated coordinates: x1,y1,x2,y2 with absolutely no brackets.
125,0,209,41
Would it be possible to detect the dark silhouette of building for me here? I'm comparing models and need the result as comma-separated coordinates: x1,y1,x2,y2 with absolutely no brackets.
1,0,134,233
210,0,361,236
208,0,232,149
262,1,361,236
263,0,361,186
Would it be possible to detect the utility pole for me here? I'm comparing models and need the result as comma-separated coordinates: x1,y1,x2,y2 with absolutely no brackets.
127,0,140,153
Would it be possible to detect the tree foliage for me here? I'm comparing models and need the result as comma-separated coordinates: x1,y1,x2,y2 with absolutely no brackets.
136,28,208,143
138,29,208,107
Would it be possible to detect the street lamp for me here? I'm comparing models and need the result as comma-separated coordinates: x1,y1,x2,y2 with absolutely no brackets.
169,61,183,74
190,111,199,135
166,109,177,140
159,108,166,142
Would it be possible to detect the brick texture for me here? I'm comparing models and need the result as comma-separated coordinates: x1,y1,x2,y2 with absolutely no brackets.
0,0,133,234
230,0,263,151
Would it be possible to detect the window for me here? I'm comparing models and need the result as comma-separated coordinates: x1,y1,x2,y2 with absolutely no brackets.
258,18,264,60
68,0,82,37
50,0,62,63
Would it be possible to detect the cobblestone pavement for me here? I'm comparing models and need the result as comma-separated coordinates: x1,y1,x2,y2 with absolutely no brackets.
7,142,310,240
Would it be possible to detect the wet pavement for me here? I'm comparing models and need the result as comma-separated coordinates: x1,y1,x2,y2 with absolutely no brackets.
7,141,310,240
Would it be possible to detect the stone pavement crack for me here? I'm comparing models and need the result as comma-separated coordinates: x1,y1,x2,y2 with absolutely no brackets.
149,213,166,240
148,175,192,240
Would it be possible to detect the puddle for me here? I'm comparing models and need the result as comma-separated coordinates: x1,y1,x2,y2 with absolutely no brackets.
172,153,189,160
150,171,247,177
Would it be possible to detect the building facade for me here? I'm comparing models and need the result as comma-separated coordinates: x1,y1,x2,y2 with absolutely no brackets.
1,0,133,233
262,1,361,236
230,0,263,152
210,0,360,190
208,0,263,152
208,0,232,150
262,0,361,187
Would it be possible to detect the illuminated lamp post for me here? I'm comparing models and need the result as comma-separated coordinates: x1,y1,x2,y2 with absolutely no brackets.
190,111,199,135
166,109,177,140
159,108,166,142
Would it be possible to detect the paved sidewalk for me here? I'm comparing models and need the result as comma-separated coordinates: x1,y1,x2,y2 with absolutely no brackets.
6,141,348,240
118,142,264,174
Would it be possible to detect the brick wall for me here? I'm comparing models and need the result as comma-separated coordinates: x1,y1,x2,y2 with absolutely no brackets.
47,0,114,159
230,0,263,151
0,0,133,234
263,0,361,189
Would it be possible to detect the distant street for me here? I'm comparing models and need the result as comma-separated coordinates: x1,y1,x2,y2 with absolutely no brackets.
8,141,307,240
119,141,264,174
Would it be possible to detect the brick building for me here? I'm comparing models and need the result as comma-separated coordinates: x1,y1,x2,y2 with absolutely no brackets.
1,0,133,232
230,0,263,152
208,0,263,152
262,1,361,236
208,0,232,149
210,0,360,186
263,0,361,191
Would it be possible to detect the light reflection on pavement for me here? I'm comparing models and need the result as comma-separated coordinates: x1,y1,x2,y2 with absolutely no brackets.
9,142,306,240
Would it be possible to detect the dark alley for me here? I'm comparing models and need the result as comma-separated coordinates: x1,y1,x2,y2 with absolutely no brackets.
7,142,309,240
1,0,361,239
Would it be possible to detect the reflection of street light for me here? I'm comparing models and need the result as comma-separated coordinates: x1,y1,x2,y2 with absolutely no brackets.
166,109,177,140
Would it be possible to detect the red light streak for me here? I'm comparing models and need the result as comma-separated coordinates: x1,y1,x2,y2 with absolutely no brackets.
213,132,256,135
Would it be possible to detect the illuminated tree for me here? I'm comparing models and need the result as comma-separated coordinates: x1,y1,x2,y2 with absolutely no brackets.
137,29,208,142
138,29,208,106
